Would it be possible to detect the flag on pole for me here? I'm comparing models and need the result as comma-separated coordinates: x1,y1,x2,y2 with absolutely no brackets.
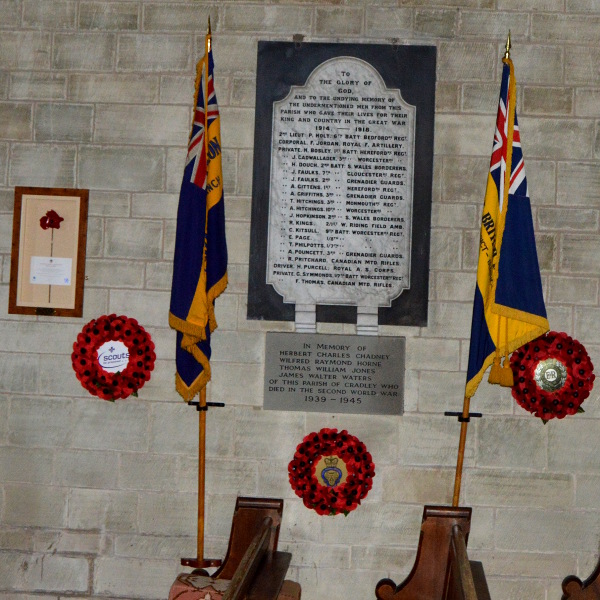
169,30,228,401
465,56,549,399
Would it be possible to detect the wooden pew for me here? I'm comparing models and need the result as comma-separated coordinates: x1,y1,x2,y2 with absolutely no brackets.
222,516,290,600
375,506,491,600
207,497,285,581
562,559,600,600
169,497,300,600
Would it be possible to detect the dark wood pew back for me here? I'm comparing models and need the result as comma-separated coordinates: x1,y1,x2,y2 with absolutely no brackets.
182,497,297,600
222,516,289,600
212,497,284,581
562,559,600,600
375,505,490,600
445,524,479,600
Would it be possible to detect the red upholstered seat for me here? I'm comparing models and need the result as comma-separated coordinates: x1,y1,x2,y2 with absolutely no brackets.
169,573,302,600
168,573,301,600
169,573,231,600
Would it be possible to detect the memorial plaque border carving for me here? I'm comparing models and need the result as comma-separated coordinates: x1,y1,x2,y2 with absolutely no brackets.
248,41,436,326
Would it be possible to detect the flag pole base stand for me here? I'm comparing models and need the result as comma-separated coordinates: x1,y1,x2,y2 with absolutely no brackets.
180,557,222,569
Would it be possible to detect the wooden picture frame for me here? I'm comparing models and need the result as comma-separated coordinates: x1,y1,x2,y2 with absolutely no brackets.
8,186,89,317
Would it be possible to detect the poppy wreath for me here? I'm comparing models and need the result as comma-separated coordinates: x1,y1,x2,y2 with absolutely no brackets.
72,314,156,401
288,428,375,516
509,331,594,421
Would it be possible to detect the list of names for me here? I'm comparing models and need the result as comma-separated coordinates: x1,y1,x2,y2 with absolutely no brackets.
264,332,405,415
267,57,416,308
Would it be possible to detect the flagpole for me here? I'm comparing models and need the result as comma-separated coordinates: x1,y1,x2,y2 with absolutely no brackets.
452,396,470,506
195,15,210,564
180,17,222,569
181,389,221,568
197,387,207,560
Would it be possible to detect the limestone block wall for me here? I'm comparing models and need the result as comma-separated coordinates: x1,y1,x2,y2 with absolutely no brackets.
1,2,600,600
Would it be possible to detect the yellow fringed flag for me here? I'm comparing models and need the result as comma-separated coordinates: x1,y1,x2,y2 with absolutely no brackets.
169,30,228,401
465,56,549,399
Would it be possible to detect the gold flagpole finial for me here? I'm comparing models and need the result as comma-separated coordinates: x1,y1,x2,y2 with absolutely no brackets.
207,16,212,52
504,31,511,59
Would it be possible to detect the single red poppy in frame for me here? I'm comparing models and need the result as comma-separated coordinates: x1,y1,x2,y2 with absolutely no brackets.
40,209,64,230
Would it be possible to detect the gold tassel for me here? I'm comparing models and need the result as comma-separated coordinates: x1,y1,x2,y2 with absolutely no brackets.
489,315,503,384
488,355,502,384
498,317,514,387
499,361,514,387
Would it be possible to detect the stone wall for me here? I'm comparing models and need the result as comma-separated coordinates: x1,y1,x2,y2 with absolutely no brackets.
1,1,600,599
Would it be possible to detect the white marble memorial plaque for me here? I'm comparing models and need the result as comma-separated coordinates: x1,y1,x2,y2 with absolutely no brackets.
267,57,416,309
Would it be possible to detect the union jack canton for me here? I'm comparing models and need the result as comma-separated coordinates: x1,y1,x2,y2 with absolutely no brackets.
489,61,528,212
186,48,220,188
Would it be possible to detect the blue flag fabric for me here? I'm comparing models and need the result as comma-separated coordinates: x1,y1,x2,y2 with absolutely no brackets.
169,33,228,401
465,58,549,399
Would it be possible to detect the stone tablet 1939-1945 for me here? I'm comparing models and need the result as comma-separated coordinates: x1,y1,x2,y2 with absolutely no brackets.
264,332,404,415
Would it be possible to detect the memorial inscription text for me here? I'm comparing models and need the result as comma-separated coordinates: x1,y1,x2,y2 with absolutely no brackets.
267,57,416,309
264,333,405,415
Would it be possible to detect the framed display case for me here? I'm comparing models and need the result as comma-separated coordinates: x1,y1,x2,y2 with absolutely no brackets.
8,186,89,317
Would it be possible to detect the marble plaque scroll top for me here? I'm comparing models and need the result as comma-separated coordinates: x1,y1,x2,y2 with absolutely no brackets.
248,42,436,326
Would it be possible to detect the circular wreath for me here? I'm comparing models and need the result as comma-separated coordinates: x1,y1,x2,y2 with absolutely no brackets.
510,331,594,421
288,428,375,516
72,314,156,401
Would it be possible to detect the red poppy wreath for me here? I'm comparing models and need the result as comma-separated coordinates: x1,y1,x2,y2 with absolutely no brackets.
72,314,156,401
510,331,594,422
288,428,375,516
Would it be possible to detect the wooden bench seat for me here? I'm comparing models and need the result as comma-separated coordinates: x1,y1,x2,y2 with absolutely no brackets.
169,497,301,600
562,558,600,599
375,506,491,600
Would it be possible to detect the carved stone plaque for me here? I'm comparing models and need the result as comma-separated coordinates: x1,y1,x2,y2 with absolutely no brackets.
267,57,415,308
264,332,404,415
249,42,436,326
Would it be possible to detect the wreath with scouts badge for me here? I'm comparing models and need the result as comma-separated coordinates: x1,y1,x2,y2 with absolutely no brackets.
72,314,156,401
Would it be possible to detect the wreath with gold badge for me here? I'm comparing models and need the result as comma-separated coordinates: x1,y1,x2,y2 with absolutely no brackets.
71,314,156,401
510,331,594,422
288,428,375,516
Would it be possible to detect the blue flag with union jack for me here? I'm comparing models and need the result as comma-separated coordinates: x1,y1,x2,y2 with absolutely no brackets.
465,57,549,399
169,32,228,401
